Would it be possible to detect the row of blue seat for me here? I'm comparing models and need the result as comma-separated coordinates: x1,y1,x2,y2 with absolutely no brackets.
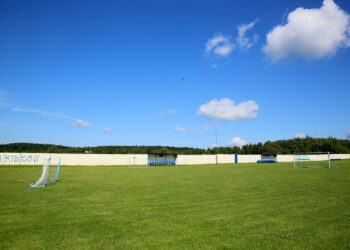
148,161,176,166
257,159,277,163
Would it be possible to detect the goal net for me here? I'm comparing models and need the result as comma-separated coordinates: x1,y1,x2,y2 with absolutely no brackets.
28,157,61,187
293,152,335,168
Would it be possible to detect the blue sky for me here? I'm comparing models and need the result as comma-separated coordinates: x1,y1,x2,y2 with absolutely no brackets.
1,0,350,148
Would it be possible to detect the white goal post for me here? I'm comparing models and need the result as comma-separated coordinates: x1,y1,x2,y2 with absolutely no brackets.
28,157,61,187
293,152,335,168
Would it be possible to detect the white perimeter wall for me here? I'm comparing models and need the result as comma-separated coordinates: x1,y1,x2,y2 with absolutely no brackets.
176,154,235,165
238,155,261,163
0,153,148,166
0,152,349,166
177,155,216,165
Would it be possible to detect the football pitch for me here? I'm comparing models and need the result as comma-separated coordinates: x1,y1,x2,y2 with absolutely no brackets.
1,161,350,249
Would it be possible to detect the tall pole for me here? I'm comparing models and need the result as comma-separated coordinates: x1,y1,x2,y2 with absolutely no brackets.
215,130,218,164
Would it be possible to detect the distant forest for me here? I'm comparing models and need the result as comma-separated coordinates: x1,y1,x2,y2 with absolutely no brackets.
1,137,350,154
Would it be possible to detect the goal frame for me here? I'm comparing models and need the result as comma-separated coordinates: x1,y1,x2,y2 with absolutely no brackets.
28,157,61,187
293,152,333,168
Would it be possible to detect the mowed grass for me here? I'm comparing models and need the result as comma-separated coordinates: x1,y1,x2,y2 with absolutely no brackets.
0,161,350,249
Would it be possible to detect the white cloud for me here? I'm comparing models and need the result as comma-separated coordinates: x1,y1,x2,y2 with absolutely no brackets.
214,43,234,56
70,119,92,128
346,130,350,139
1,100,93,129
103,128,112,134
10,105,92,128
294,133,307,138
198,98,259,121
206,34,229,52
263,0,350,62
236,20,259,50
12,107,74,120
205,34,235,57
229,137,249,148
202,121,220,131
160,109,178,118
174,126,196,133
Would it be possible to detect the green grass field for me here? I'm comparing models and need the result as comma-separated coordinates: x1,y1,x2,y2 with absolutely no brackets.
1,161,350,249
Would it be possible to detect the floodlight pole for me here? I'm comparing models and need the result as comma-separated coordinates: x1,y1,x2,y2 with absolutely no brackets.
215,130,218,164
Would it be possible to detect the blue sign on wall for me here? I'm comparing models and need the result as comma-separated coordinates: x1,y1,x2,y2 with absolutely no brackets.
0,154,40,164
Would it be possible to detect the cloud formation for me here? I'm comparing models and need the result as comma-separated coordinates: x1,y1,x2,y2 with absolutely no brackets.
294,133,307,138
70,120,92,128
229,137,249,148
205,34,235,57
10,105,92,129
263,0,350,62
160,109,178,118
198,98,258,121
202,121,220,131
12,107,74,120
237,20,259,50
174,126,196,133
103,128,112,134
346,130,350,139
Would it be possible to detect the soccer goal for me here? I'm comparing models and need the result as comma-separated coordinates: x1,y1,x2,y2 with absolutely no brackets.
28,157,61,187
293,152,335,168
127,155,149,169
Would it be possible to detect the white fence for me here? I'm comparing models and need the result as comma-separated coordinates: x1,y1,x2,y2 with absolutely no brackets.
0,152,349,166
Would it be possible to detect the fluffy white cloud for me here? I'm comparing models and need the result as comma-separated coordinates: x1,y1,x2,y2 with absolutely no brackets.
263,0,350,62
103,128,112,133
205,34,235,57
346,130,350,139
229,137,249,148
174,126,196,133
198,98,258,121
294,133,307,138
237,20,259,50
206,34,229,51
71,120,92,128
214,43,234,56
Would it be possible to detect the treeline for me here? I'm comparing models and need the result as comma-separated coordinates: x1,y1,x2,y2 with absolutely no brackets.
0,137,350,154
